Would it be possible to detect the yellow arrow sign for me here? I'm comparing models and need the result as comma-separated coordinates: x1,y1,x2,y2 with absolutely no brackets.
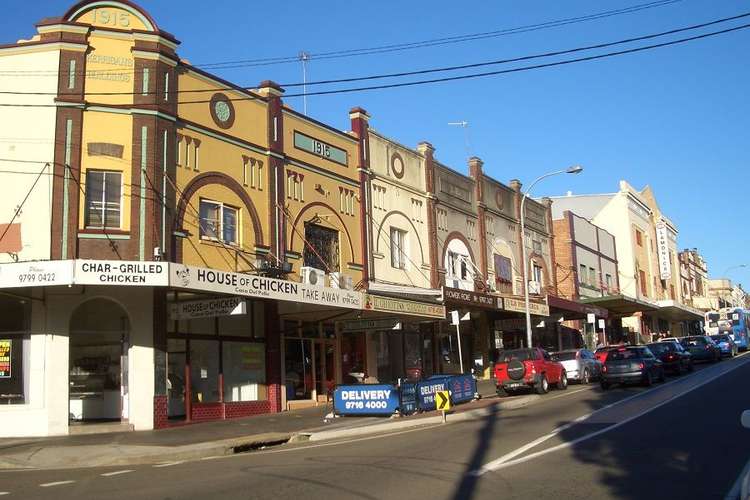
436,390,452,411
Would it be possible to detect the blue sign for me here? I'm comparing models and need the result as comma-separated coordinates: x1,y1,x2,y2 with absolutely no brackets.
416,377,448,411
448,374,477,404
399,381,418,415
333,384,400,416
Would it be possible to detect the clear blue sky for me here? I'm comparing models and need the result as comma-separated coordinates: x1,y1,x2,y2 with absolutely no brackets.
3,1,748,285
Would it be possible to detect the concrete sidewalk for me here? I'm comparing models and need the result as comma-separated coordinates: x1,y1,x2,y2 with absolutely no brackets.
0,378,521,470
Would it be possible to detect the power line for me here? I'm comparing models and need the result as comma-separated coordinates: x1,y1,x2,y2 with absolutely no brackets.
0,19,747,108
3,11,745,97
0,163,48,246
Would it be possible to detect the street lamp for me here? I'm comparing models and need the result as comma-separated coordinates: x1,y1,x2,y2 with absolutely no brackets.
520,165,583,349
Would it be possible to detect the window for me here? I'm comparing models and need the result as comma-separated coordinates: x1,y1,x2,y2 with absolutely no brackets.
670,284,676,300
372,185,386,211
447,251,469,281
390,228,407,269
494,254,512,283
635,228,643,246
142,67,150,96
68,59,76,89
222,342,266,402
589,267,597,287
340,188,355,216
164,72,169,101
437,208,449,231
0,296,30,405
193,139,201,171
606,274,613,290
85,170,122,229
579,264,587,284
532,263,543,285
303,223,339,272
532,240,543,255
287,172,304,201
639,270,648,296
176,135,182,167
411,199,423,223
485,216,494,238
467,220,477,241
199,199,239,244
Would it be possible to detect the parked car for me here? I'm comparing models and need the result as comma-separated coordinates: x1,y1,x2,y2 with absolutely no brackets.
594,344,627,364
646,341,693,374
551,349,601,384
600,346,665,389
710,334,738,358
680,335,721,363
495,347,567,396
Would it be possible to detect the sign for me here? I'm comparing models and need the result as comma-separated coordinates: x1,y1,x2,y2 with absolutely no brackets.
172,264,363,310
450,310,470,326
399,381,418,415
340,318,402,332
656,221,672,280
0,260,74,288
436,390,452,411
0,340,10,378
364,294,445,318
598,319,606,330
75,260,169,286
333,384,400,415
443,287,500,310
448,374,477,404
502,296,550,316
587,313,596,324
294,131,348,166
416,378,447,410
170,297,246,320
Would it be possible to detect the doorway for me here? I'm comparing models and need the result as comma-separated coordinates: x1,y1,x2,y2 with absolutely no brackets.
314,339,335,402
68,299,130,423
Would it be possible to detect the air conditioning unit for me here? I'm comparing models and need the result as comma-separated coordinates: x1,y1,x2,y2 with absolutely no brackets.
528,280,541,295
329,272,354,290
300,266,326,286
485,279,496,292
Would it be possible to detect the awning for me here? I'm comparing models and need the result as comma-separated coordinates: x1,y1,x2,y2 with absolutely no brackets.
580,294,658,316
367,280,442,297
548,295,608,320
654,300,704,321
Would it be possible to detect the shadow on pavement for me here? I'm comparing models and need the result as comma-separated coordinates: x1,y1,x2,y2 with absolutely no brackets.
451,403,499,500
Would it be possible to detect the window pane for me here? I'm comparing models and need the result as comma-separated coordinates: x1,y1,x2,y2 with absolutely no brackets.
85,171,104,227
303,224,339,271
222,206,238,244
103,172,121,228
222,341,266,402
199,200,220,239
190,340,220,403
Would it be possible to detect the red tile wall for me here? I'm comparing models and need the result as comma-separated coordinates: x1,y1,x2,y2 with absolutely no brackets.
153,395,169,429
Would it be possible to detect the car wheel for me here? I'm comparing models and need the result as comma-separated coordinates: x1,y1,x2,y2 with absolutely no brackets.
643,371,653,387
556,371,568,390
600,380,610,391
535,375,549,395
581,369,590,385
496,386,507,397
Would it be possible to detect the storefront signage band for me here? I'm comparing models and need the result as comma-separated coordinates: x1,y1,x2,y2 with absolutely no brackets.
0,260,75,288
170,297,247,320
364,294,445,318
501,296,550,316
656,221,672,280
340,318,402,332
443,286,500,310
75,260,169,286
171,264,363,310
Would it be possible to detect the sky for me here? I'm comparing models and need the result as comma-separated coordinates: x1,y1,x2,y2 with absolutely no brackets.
2,0,748,286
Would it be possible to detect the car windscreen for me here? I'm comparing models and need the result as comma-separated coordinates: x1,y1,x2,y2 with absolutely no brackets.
607,349,642,361
498,350,534,363
710,336,729,343
551,352,577,361
647,343,670,354
682,337,706,346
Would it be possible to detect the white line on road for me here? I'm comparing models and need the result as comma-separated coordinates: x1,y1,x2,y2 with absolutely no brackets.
39,480,76,487
473,354,750,476
0,492,9,495
100,470,134,477
153,461,184,468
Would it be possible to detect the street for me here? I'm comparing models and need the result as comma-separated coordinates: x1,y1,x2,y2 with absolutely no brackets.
3,353,748,500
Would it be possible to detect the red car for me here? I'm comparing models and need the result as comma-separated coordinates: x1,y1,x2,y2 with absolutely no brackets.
495,347,568,396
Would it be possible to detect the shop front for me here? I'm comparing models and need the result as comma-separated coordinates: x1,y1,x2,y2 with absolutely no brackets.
491,295,551,352
580,294,659,345
547,295,609,350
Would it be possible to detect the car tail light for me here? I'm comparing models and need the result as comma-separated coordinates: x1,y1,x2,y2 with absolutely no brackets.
639,362,645,369
705,344,711,350
602,365,607,373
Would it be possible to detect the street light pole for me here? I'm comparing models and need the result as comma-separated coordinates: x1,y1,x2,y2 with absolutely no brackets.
520,165,583,349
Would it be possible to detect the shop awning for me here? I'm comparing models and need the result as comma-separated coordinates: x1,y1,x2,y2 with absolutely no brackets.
367,280,442,297
654,300,704,321
580,294,658,317
548,295,608,320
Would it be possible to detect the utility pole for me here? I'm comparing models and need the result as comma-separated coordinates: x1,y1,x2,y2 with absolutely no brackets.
299,51,311,115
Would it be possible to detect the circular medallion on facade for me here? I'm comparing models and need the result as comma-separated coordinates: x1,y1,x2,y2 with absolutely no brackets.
495,190,504,210
210,93,235,129
391,152,405,179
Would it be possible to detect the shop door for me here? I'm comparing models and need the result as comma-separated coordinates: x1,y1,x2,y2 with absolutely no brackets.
314,340,335,402
167,339,187,419
284,338,313,401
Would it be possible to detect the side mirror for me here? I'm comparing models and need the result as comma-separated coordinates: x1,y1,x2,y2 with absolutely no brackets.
742,410,750,429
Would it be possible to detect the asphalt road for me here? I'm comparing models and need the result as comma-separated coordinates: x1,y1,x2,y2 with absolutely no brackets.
3,353,750,500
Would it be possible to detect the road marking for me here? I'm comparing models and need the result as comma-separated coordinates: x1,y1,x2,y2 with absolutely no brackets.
39,480,75,487
724,453,750,500
473,355,750,476
0,492,9,496
100,470,134,477
153,461,184,468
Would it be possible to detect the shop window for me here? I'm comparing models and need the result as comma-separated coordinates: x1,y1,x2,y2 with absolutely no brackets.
635,228,643,246
284,338,313,401
222,341,266,402
190,340,220,403
199,199,239,245
0,295,30,405
303,223,340,272
390,227,407,270
84,170,122,229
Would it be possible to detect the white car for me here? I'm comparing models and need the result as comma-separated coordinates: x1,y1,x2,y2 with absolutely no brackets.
551,349,602,384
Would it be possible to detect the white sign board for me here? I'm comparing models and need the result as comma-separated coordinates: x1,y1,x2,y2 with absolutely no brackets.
0,260,74,288
74,260,169,286
655,221,672,280
170,264,363,310
170,297,247,320
587,313,596,324
598,319,606,330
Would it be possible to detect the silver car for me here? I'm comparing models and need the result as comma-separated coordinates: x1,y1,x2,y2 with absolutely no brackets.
551,349,602,384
